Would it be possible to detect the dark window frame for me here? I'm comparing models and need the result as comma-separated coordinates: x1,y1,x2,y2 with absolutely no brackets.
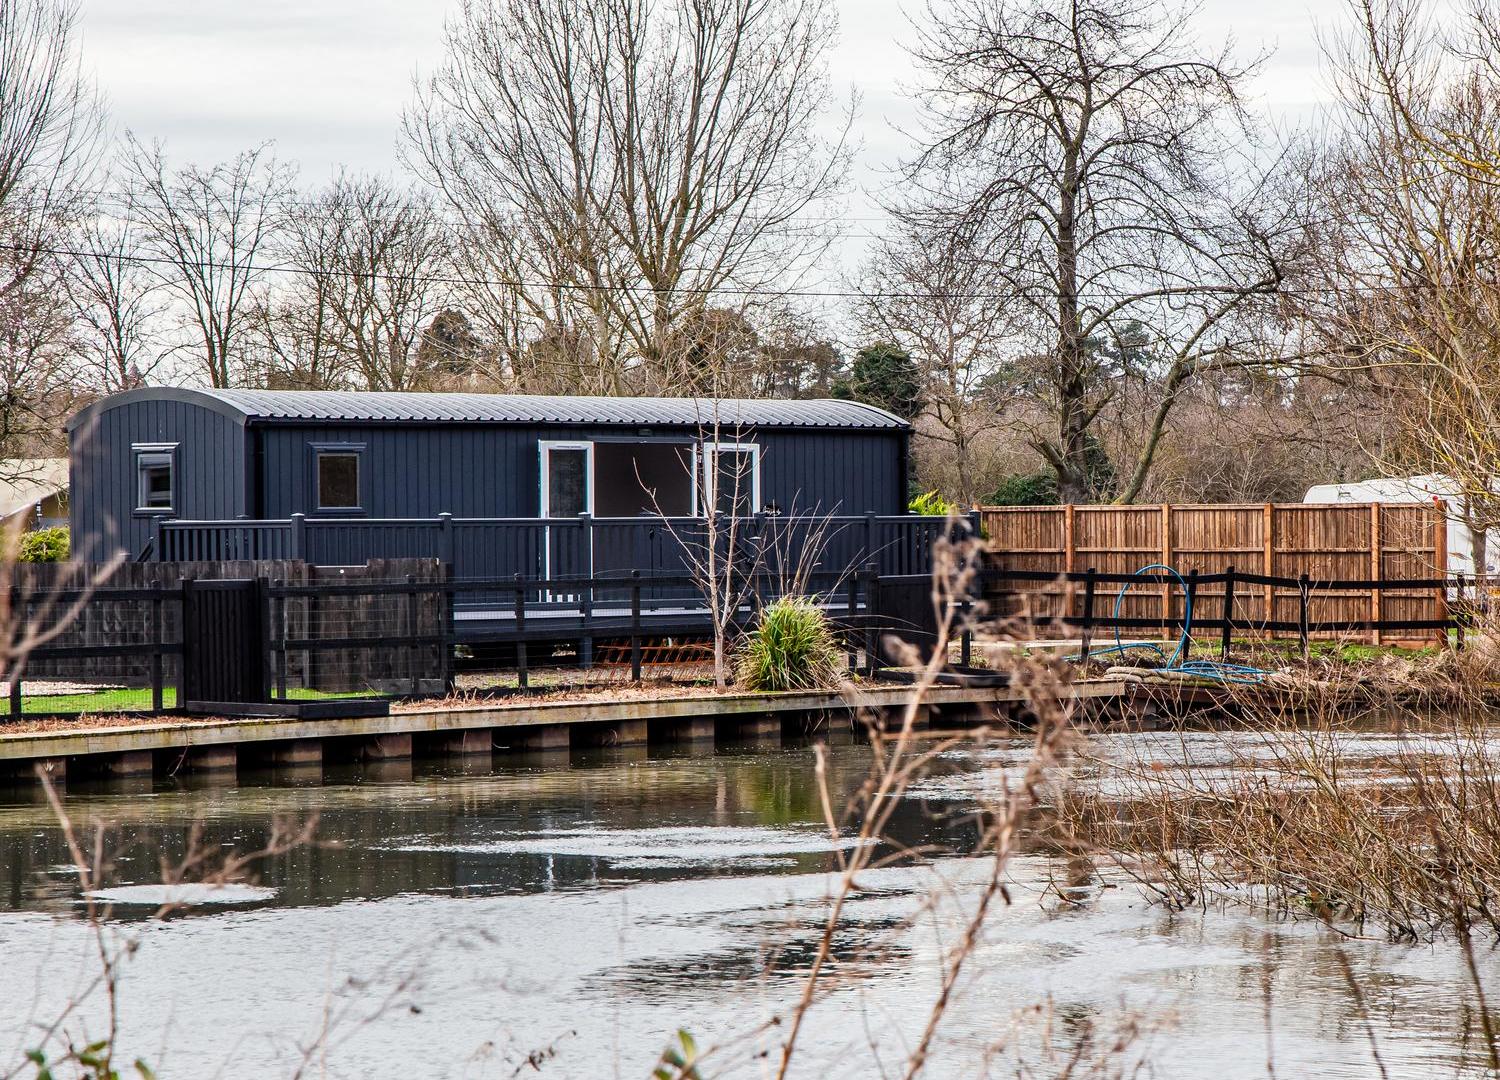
132,443,179,517
309,442,367,515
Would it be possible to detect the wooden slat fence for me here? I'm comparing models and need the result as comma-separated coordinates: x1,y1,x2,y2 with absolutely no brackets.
980,502,1449,644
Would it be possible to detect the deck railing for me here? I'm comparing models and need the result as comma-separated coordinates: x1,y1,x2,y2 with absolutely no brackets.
153,512,971,582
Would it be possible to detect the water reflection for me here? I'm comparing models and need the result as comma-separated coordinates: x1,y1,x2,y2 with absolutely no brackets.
0,732,1494,1079
0,737,983,916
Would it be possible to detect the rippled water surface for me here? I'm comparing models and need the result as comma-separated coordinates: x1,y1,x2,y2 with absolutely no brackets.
0,732,1495,1078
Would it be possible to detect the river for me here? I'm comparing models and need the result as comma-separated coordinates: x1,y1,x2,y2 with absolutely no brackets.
0,730,1494,1078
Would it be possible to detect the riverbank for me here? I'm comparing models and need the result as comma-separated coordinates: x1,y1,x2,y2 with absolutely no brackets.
0,679,1130,784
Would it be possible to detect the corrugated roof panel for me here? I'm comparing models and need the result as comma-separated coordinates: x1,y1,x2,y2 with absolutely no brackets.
188,390,907,430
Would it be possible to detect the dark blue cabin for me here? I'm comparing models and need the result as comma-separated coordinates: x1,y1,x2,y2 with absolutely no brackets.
67,389,916,579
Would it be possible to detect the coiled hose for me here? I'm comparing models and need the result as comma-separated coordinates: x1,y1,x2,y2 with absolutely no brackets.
1076,563,1270,685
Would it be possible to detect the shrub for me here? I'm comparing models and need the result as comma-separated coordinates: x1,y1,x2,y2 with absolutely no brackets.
987,472,1058,506
736,596,843,691
18,526,69,563
908,490,956,516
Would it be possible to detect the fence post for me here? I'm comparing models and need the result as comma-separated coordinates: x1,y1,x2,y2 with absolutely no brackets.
1456,572,1467,651
1369,502,1382,646
1434,504,1449,647
8,587,21,720
1064,503,1077,575
1080,567,1097,659
256,577,273,702
864,512,877,570
1298,572,1311,662
968,507,982,542
273,578,288,701
1220,566,1236,663
439,512,454,571
1184,569,1199,652
846,573,859,671
151,587,165,712
863,561,880,674
406,574,420,696
441,563,456,694
630,570,642,682
291,512,306,562
514,573,528,690
1160,504,1173,627
1263,503,1275,639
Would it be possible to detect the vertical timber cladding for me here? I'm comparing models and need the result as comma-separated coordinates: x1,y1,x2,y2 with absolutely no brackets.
980,502,1448,640
182,579,268,706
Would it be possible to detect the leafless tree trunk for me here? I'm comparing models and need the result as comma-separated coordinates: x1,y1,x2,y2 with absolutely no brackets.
123,137,295,388
899,0,1299,503
406,0,850,394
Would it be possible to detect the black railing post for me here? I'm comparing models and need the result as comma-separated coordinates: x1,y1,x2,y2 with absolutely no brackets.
8,587,21,719
274,578,288,701
1298,572,1311,661
406,574,420,696
256,577,273,703
846,574,859,671
514,573,528,690
290,512,306,561
1184,568,1199,652
630,570,642,682
581,574,594,669
864,561,881,674
151,515,164,562
1220,565,1236,663
151,586,165,712
1080,567,1097,658
864,512,877,570
959,595,973,668
441,563,456,694
438,512,454,571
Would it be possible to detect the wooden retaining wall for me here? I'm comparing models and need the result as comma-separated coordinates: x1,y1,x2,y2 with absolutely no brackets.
980,502,1448,643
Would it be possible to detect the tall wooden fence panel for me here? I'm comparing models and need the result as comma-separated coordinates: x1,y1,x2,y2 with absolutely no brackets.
980,502,1448,643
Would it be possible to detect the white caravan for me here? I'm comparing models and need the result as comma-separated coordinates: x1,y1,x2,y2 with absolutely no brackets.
1302,474,1499,578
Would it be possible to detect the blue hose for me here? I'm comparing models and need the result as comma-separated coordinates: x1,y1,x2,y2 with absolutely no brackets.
1075,563,1270,685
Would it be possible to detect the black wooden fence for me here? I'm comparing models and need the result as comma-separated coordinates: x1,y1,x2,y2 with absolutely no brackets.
2,562,1489,721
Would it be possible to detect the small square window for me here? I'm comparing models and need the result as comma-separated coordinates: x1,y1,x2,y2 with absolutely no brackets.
317,452,361,510
136,451,174,512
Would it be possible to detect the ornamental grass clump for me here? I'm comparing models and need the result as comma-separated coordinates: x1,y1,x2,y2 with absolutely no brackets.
736,596,843,691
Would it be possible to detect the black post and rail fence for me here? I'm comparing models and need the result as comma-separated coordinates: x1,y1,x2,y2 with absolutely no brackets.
0,561,1489,722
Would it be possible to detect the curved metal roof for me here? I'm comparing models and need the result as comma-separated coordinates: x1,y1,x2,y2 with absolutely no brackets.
72,388,908,431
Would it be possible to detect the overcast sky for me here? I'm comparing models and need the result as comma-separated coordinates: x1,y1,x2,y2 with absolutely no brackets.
77,0,1341,283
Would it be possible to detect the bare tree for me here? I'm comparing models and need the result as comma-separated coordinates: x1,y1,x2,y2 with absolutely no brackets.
123,138,296,388
1308,0,1500,579
856,219,1018,505
406,0,850,394
69,211,164,391
899,0,1300,503
0,0,101,467
315,175,450,391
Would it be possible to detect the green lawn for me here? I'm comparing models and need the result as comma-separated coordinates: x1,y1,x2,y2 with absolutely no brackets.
10,685,379,717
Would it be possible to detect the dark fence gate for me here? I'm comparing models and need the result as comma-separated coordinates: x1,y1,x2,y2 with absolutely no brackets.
182,578,268,707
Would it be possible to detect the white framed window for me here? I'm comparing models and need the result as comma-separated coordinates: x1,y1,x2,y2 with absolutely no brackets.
702,442,760,517
311,443,365,512
133,444,177,514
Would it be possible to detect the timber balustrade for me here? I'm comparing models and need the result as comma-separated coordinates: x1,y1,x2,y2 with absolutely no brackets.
152,512,966,581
